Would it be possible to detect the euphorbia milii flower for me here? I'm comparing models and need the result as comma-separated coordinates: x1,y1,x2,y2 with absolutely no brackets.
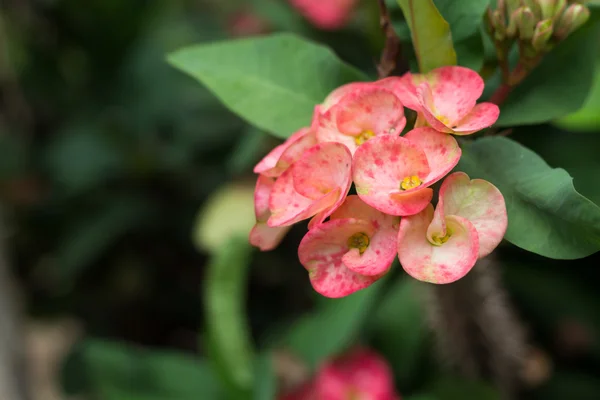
268,142,352,228
249,175,291,251
289,0,358,30
382,66,499,135
298,195,398,298
353,127,461,216
397,172,508,284
317,86,406,155
314,348,400,400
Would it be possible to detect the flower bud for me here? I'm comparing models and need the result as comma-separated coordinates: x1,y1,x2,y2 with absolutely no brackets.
518,7,537,40
532,19,554,50
555,4,590,39
492,9,507,40
507,7,523,37
506,0,522,15
538,0,567,20
523,0,543,19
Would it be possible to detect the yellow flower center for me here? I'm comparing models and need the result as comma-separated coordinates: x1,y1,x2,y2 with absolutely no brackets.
400,175,422,190
354,130,375,145
436,114,451,126
430,229,453,246
347,232,370,254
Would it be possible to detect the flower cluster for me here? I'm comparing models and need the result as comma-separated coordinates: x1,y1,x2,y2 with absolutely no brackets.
250,66,508,298
280,348,400,400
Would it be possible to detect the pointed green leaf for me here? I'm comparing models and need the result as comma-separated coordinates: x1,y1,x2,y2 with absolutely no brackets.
167,33,368,139
397,0,457,72
458,136,600,259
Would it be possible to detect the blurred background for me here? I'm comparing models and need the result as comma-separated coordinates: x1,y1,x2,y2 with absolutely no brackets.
1,0,600,399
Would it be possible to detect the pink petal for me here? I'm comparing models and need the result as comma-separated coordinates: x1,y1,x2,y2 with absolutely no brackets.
376,73,426,111
437,172,507,258
321,82,373,112
404,127,461,185
254,127,317,177
398,204,479,284
289,0,358,30
249,223,290,251
254,175,275,221
353,135,431,216
267,166,340,227
387,188,434,216
315,348,398,400
298,218,380,298
417,83,453,133
316,111,358,153
453,103,500,135
424,66,484,124
292,142,352,200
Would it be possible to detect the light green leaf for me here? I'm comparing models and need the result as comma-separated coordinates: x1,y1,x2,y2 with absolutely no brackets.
553,64,600,132
397,0,457,72
167,33,368,139
458,136,600,259
434,0,491,42
204,237,255,398
277,277,387,368
496,14,600,126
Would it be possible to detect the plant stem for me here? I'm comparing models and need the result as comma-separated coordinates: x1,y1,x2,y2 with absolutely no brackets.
375,0,404,78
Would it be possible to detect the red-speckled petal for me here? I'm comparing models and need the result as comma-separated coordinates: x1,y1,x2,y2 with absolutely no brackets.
353,135,431,215
387,188,434,216
254,175,274,221
250,175,291,250
315,348,399,400
316,110,358,153
376,73,426,111
299,218,380,298
425,66,484,124
292,142,352,200
321,82,373,112
416,84,453,133
453,103,500,135
437,172,507,258
254,127,311,177
249,223,290,251
404,127,461,185
398,204,479,284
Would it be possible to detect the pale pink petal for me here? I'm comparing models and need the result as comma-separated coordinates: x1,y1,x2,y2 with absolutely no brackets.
437,172,507,258
292,142,352,200
353,135,431,215
425,66,484,124
249,223,290,251
315,348,398,400
316,111,358,151
267,167,340,227
254,127,316,177
387,188,434,216
417,84,453,133
298,219,380,298
404,127,461,185
321,82,373,112
398,204,479,284
254,175,275,221
453,103,500,135
376,73,426,111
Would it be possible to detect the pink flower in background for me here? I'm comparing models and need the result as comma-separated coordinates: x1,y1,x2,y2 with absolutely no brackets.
353,127,461,216
227,11,270,37
317,85,406,155
280,348,400,400
268,142,352,228
249,175,291,251
298,196,398,298
382,66,499,135
289,0,358,30
397,172,508,284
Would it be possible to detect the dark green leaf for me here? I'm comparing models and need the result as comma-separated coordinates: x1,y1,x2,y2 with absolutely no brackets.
204,237,255,398
496,15,600,126
397,0,457,72
455,32,485,71
458,136,600,259
254,353,276,400
434,0,491,42
554,65,600,132
167,33,368,139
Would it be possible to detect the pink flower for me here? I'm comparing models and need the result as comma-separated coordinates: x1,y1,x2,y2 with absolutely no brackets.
227,11,270,37
289,0,358,30
249,175,291,251
352,127,461,216
397,172,508,284
268,142,352,228
314,348,400,400
254,111,318,178
317,86,407,155
382,66,499,135
298,196,398,298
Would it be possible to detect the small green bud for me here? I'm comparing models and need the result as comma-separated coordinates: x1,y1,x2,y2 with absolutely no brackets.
506,0,522,15
532,19,554,50
538,0,567,20
518,7,537,40
492,9,507,40
523,0,543,19
555,4,590,39
506,7,523,37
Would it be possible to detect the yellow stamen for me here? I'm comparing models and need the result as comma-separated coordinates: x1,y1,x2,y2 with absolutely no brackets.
430,229,453,246
437,114,451,126
347,232,370,254
354,130,375,145
400,175,422,190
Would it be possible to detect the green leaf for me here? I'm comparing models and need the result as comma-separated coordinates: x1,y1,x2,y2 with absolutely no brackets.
167,33,368,139
62,339,225,399
430,377,500,400
434,0,491,42
397,0,457,72
276,277,387,368
204,237,255,398
496,14,600,127
368,277,428,388
553,64,600,132
254,353,276,400
458,136,600,259
455,32,485,71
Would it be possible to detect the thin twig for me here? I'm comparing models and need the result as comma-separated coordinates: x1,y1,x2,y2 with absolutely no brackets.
376,0,402,78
